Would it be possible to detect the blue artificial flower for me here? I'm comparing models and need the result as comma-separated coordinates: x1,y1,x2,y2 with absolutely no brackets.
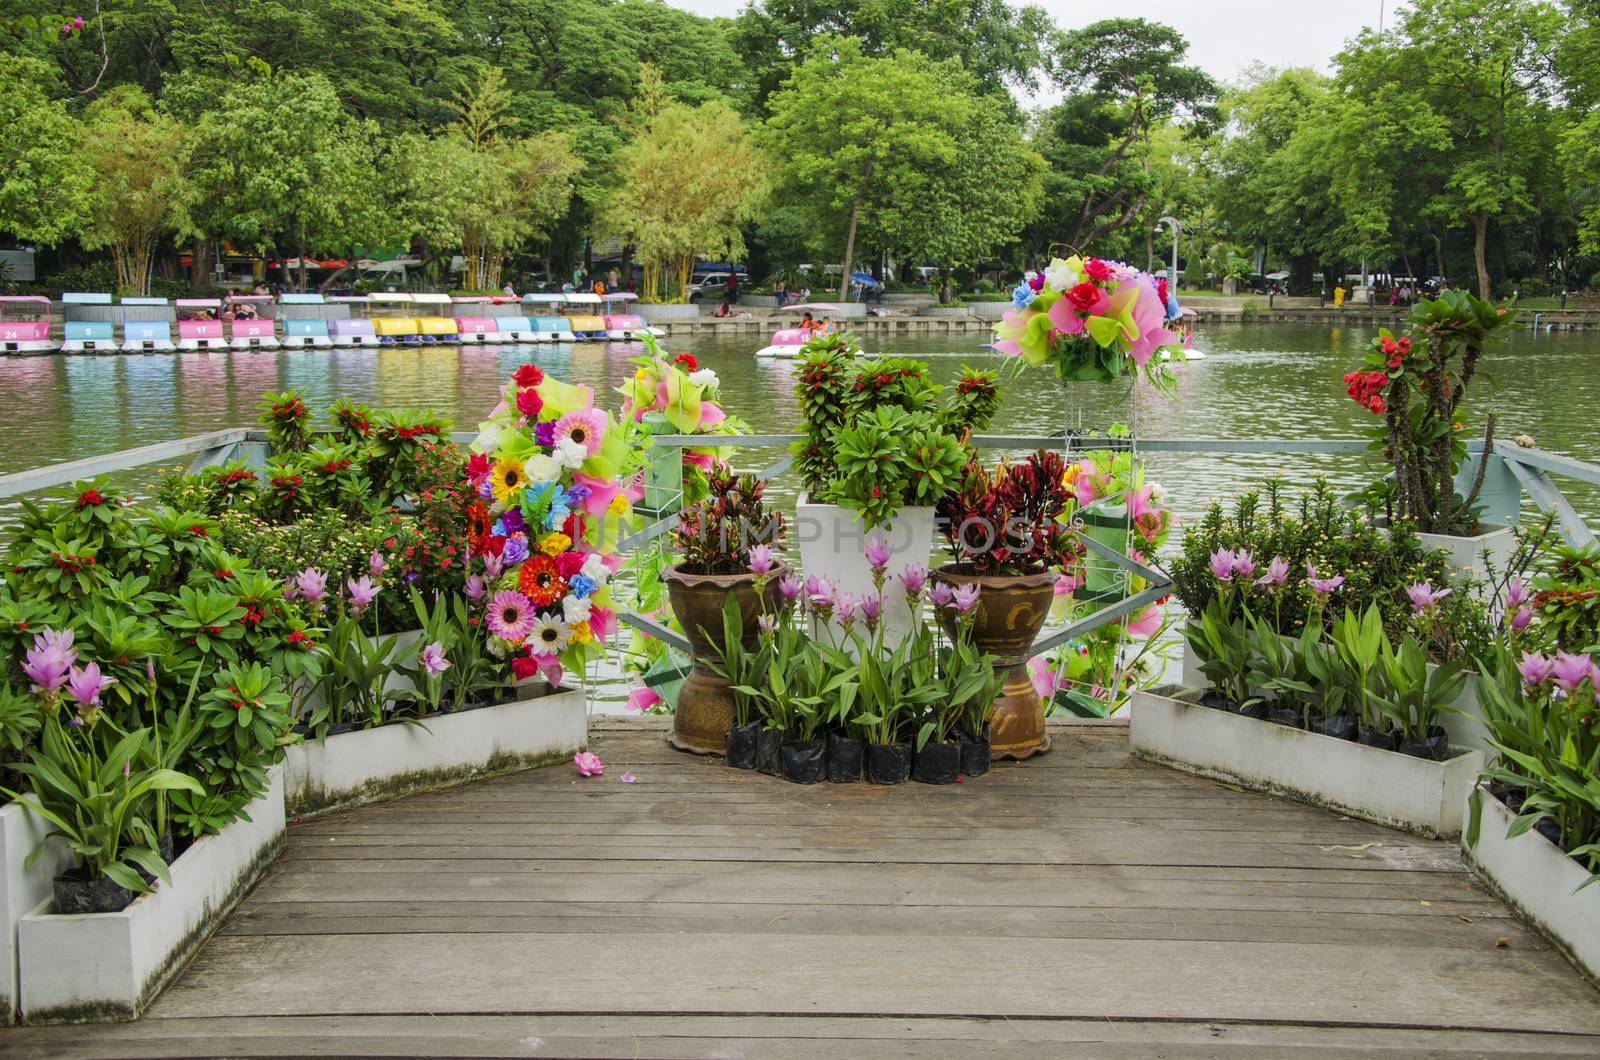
569,574,597,599
566,483,592,505
545,484,572,530
491,519,507,538
1012,283,1037,311
1166,290,1182,320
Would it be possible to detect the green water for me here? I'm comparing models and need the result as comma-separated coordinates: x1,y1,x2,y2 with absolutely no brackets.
4,322,1594,520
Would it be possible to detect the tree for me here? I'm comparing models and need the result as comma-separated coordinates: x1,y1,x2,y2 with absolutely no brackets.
1037,18,1218,249
764,39,971,299
78,86,192,296
0,57,93,248
390,69,583,290
599,66,771,301
1559,0,1600,256
189,71,399,290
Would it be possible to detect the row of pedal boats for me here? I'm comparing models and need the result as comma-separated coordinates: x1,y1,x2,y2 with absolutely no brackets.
0,292,661,354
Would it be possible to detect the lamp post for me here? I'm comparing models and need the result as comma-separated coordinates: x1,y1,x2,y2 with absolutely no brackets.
1156,216,1182,293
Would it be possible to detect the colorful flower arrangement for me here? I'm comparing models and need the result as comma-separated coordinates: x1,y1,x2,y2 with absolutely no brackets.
467,364,637,686
993,254,1185,385
616,338,745,507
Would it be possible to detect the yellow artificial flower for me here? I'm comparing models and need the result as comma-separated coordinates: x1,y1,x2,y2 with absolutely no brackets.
607,493,630,516
567,621,593,645
539,532,572,556
489,459,526,504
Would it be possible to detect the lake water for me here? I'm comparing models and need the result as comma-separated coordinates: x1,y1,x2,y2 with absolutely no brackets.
3,323,1595,704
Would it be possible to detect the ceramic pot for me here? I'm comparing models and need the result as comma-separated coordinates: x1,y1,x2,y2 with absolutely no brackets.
933,565,1057,760
663,563,785,755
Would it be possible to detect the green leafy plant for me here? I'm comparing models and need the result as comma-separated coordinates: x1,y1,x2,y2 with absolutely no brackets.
673,468,785,575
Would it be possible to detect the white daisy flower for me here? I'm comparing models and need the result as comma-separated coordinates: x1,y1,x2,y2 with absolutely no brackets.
528,613,571,655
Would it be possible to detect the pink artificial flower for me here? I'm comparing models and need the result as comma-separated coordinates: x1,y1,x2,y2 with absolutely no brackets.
1055,572,1084,596
574,751,604,777
1028,656,1056,700
864,533,892,572
625,687,662,714
1126,607,1161,638
553,409,607,457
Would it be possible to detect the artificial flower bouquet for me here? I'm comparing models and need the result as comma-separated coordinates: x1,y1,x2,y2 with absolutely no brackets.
466,364,638,687
993,254,1185,385
616,338,745,507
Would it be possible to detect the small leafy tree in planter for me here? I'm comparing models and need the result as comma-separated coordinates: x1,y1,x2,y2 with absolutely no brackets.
1344,290,1517,535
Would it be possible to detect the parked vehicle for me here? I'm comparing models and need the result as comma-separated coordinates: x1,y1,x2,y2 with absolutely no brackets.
600,292,661,340
175,299,227,352
0,296,57,354
410,293,459,344
521,294,577,342
755,303,849,359
366,293,423,345
225,295,280,350
452,296,505,344
59,292,117,353
327,296,379,347
562,292,609,340
277,293,334,349
686,272,732,304
118,297,175,353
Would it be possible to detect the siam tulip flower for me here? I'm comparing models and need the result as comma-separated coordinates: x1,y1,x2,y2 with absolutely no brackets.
1230,551,1256,581
1306,565,1344,596
465,574,487,603
1505,579,1530,609
777,574,803,602
346,575,379,613
836,593,859,630
620,772,638,784
952,583,981,613
859,595,882,632
1255,557,1289,589
1405,582,1453,613
420,642,450,678
757,614,778,636
899,564,927,601
22,634,74,694
749,544,774,576
1518,651,1554,686
66,662,113,708
864,533,892,573
282,578,300,601
929,581,955,610
625,687,662,714
1511,607,1533,633
483,550,506,580
573,751,604,777
1551,651,1594,693
1209,549,1238,581
369,551,385,578
294,568,328,604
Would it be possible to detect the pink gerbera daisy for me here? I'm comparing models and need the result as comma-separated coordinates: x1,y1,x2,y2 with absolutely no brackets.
487,590,536,643
553,409,606,458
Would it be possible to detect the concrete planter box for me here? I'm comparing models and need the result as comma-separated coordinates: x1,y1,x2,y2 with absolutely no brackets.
0,803,73,1024
1418,523,1516,584
17,767,286,1024
282,686,587,817
636,303,701,322
794,498,934,644
882,293,936,307
1465,784,1600,984
967,302,1011,321
1130,687,1483,838
741,295,778,308
917,306,972,317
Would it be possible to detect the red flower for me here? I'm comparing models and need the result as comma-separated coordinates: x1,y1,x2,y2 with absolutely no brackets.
1156,277,1169,305
189,525,209,537
1386,354,1403,369
511,656,539,681
1396,337,1411,354
1380,337,1397,355
1066,281,1102,314
1083,258,1113,282
673,353,699,371
466,453,492,484
555,551,586,579
513,364,544,387
516,388,543,420
285,630,313,649
75,488,104,508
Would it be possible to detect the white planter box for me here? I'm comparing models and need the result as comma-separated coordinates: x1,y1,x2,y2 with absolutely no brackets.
17,766,286,1024
1465,783,1600,983
283,686,587,817
635,303,701,322
794,498,935,644
0,802,72,1024
1130,687,1483,838
1418,522,1515,584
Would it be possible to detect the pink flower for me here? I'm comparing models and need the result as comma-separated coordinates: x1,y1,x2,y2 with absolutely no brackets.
1209,549,1237,580
620,772,638,784
1511,607,1532,632
553,409,607,457
899,564,927,600
487,590,536,642
1405,581,1452,612
1255,556,1289,589
420,641,450,678
860,595,882,630
758,613,778,635
749,544,774,575
369,551,385,578
836,592,859,626
625,687,662,714
1028,656,1056,699
864,533,892,572
1230,551,1256,580
1517,651,1554,685
1126,607,1161,638
952,584,981,613
1551,651,1593,693
294,567,328,603
777,575,802,601
574,751,604,777
465,574,486,602
22,629,75,693
345,575,379,613
1055,572,1083,596
65,662,113,708
929,581,955,610
1306,565,1344,596
1506,579,1530,609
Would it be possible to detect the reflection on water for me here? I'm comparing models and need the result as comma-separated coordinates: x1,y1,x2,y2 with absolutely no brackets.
3,324,1596,703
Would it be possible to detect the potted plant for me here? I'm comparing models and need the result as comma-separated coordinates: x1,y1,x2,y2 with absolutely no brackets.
933,451,1076,759
791,343,1001,641
1343,290,1518,577
663,468,788,755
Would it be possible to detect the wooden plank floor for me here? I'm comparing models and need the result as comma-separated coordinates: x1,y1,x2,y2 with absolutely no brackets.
6,718,1600,1058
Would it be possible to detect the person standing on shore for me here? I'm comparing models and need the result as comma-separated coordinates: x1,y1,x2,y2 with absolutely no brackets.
1334,285,1347,309
725,270,740,305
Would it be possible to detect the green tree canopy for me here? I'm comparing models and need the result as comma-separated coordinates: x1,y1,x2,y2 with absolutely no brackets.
0,56,92,249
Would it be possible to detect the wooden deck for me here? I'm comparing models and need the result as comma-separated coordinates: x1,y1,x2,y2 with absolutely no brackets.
6,718,1600,1058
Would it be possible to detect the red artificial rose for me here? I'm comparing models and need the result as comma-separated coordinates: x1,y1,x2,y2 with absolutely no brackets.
487,534,507,557
1066,281,1101,314
516,388,543,419
511,656,539,681
1156,277,1169,305
466,453,492,483
555,551,586,579
1083,258,1113,282
673,353,698,371
513,364,544,387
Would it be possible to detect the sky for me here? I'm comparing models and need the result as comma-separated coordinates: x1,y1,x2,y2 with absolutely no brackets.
664,0,1390,93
